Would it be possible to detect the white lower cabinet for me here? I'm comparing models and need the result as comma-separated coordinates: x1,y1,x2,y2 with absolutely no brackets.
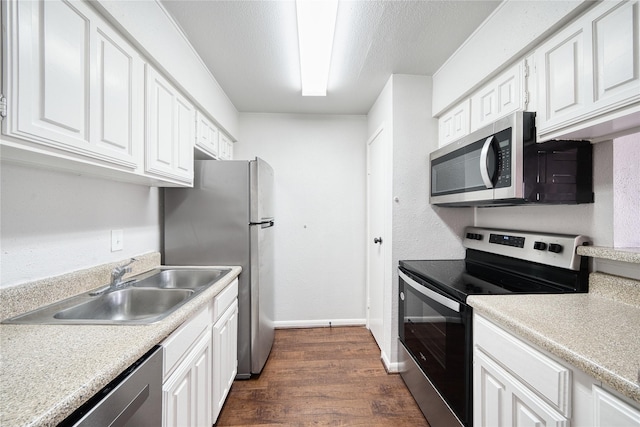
212,300,238,423
163,331,212,427
474,349,567,427
593,385,640,427
473,313,640,427
161,278,239,427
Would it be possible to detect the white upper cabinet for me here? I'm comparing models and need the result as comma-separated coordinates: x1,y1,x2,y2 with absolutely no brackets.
3,0,142,168
195,111,220,159
92,24,144,165
438,99,470,147
218,132,234,160
145,65,194,185
2,0,238,186
438,60,526,147
470,61,526,132
535,0,640,141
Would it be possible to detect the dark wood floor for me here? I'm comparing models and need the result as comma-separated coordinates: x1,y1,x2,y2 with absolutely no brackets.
216,326,430,426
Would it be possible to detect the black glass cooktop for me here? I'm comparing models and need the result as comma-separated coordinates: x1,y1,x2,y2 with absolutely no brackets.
400,249,586,303
400,259,510,302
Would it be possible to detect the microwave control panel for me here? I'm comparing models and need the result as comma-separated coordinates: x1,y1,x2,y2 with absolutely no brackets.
495,131,512,188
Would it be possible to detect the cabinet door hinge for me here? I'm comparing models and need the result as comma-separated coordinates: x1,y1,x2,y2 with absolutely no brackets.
524,91,530,107
524,62,529,78
0,95,7,120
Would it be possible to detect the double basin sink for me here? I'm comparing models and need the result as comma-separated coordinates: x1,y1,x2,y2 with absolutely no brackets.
3,268,231,325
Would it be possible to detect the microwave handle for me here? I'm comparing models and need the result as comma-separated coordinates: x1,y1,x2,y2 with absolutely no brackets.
480,136,497,189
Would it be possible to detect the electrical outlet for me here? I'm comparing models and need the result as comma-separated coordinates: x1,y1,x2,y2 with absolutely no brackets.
111,229,124,252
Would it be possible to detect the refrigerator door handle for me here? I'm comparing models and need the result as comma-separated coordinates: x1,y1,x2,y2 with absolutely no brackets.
250,218,275,228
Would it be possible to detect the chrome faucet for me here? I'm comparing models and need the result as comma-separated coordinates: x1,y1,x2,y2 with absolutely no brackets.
111,258,137,288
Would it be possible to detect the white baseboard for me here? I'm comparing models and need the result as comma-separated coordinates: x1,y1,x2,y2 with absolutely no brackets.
274,318,367,329
380,350,400,373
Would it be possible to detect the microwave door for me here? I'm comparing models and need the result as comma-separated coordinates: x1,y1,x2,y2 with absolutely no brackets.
430,136,497,205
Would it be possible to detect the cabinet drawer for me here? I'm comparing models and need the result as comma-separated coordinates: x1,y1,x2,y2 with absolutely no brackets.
161,304,211,379
213,279,238,323
474,314,571,415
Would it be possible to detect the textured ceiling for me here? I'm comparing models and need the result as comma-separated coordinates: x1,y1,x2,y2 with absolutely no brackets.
160,0,501,115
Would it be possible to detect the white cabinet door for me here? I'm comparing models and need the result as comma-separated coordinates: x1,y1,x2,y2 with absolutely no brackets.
438,99,470,147
536,19,588,129
593,386,640,427
474,349,568,427
592,1,640,109
91,20,143,167
4,0,141,169
218,133,234,160
10,0,91,150
195,111,220,159
212,300,238,423
471,61,525,132
163,330,212,427
536,0,640,140
145,65,194,185
474,350,508,427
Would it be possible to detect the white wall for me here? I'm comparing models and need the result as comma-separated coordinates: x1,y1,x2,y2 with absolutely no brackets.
475,141,614,246
368,74,473,369
0,162,161,288
235,114,368,326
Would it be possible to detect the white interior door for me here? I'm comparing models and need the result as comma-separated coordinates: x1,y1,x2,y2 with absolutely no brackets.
367,127,388,349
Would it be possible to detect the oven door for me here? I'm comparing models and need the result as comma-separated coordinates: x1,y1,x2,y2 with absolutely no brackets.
398,268,472,427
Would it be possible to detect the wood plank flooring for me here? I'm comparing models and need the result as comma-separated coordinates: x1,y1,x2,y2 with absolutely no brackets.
216,327,430,426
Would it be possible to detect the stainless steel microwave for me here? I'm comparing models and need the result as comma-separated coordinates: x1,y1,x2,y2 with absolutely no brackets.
429,111,593,207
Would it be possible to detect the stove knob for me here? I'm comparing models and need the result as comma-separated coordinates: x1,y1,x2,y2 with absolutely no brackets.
533,241,546,250
548,243,563,253
533,241,547,251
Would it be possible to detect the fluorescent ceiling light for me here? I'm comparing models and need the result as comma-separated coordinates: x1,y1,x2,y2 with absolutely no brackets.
296,0,339,96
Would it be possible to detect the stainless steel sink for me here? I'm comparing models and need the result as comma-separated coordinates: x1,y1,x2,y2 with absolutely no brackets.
133,269,230,290
53,288,194,321
2,267,231,325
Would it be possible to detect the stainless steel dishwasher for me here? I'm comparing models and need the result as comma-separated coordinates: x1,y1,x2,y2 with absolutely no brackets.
58,346,163,427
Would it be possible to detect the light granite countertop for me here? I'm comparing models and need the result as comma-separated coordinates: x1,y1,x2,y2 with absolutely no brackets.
577,245,640,264
468,272,640,405
0,265,241,427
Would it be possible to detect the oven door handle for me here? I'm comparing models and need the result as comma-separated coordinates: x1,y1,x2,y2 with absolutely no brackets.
399,270,461,313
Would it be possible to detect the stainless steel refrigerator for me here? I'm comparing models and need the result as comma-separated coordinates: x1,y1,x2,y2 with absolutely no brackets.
163,158,275,378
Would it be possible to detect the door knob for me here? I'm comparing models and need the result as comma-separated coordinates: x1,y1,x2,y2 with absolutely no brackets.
374,237,383,244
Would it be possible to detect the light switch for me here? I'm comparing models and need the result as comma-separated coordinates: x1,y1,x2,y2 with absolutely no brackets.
111,229,124,252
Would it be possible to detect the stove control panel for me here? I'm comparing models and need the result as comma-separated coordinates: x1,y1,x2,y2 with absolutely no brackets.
463,227,590,271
